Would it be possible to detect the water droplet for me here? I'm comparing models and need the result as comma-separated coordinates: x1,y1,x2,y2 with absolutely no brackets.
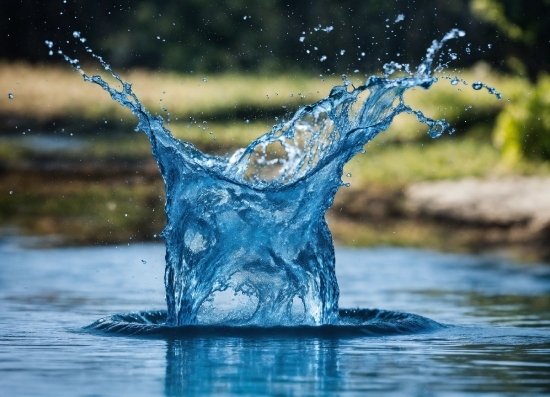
202,77,207,82
299,37,305,42
465,48,470,54
72,31,81,38
141,260,147,264
346,173,352,177
9,191,13,195
340,50,345,55
472,82,483,90
7,93,13,99
320,55,327,62
125,213,128,217
450,77,459,86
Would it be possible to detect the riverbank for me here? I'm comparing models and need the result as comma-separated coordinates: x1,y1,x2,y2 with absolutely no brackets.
330,177,550,262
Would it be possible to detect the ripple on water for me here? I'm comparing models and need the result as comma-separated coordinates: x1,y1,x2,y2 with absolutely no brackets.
85,309,444,338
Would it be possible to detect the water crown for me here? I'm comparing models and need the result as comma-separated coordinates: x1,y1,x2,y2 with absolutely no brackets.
56,29,490,327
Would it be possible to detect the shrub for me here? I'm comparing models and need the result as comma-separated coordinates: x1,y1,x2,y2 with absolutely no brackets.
493,74,550,164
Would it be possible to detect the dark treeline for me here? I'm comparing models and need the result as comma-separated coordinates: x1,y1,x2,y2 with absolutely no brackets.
2,0,548,77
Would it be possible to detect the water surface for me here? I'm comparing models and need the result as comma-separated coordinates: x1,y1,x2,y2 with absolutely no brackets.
1,239,549,396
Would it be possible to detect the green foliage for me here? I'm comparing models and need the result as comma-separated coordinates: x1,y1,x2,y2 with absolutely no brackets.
3,0,502,75
493,74,550,163
470,0,550,81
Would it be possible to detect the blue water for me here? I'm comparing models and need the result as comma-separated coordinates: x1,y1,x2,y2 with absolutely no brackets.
1,239,549,396
54,29,502,328
8,29,546,395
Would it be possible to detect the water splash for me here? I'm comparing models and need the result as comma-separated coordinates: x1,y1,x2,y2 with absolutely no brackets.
61,29,466,327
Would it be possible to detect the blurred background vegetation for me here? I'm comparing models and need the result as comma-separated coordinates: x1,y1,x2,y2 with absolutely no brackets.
1,0,549,255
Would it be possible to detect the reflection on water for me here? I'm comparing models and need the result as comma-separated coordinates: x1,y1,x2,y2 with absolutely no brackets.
163,332,550,396
165,339,340,396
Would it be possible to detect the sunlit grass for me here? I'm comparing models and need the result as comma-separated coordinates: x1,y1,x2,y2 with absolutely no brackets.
0,61,340,123
343,134,550,189
1,61,520,137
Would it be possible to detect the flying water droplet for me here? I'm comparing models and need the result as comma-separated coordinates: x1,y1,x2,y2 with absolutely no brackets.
7,93,13,99
472,82,483,90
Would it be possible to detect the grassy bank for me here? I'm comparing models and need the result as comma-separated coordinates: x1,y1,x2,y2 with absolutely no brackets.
1,61,513,131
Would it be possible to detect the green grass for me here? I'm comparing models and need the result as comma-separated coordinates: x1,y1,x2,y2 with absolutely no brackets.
344,136,500,188
343,133,550,190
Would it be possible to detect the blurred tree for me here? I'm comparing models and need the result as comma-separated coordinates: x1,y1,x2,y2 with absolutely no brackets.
1,0,504,74
470,0,550,82
493,73,550,163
